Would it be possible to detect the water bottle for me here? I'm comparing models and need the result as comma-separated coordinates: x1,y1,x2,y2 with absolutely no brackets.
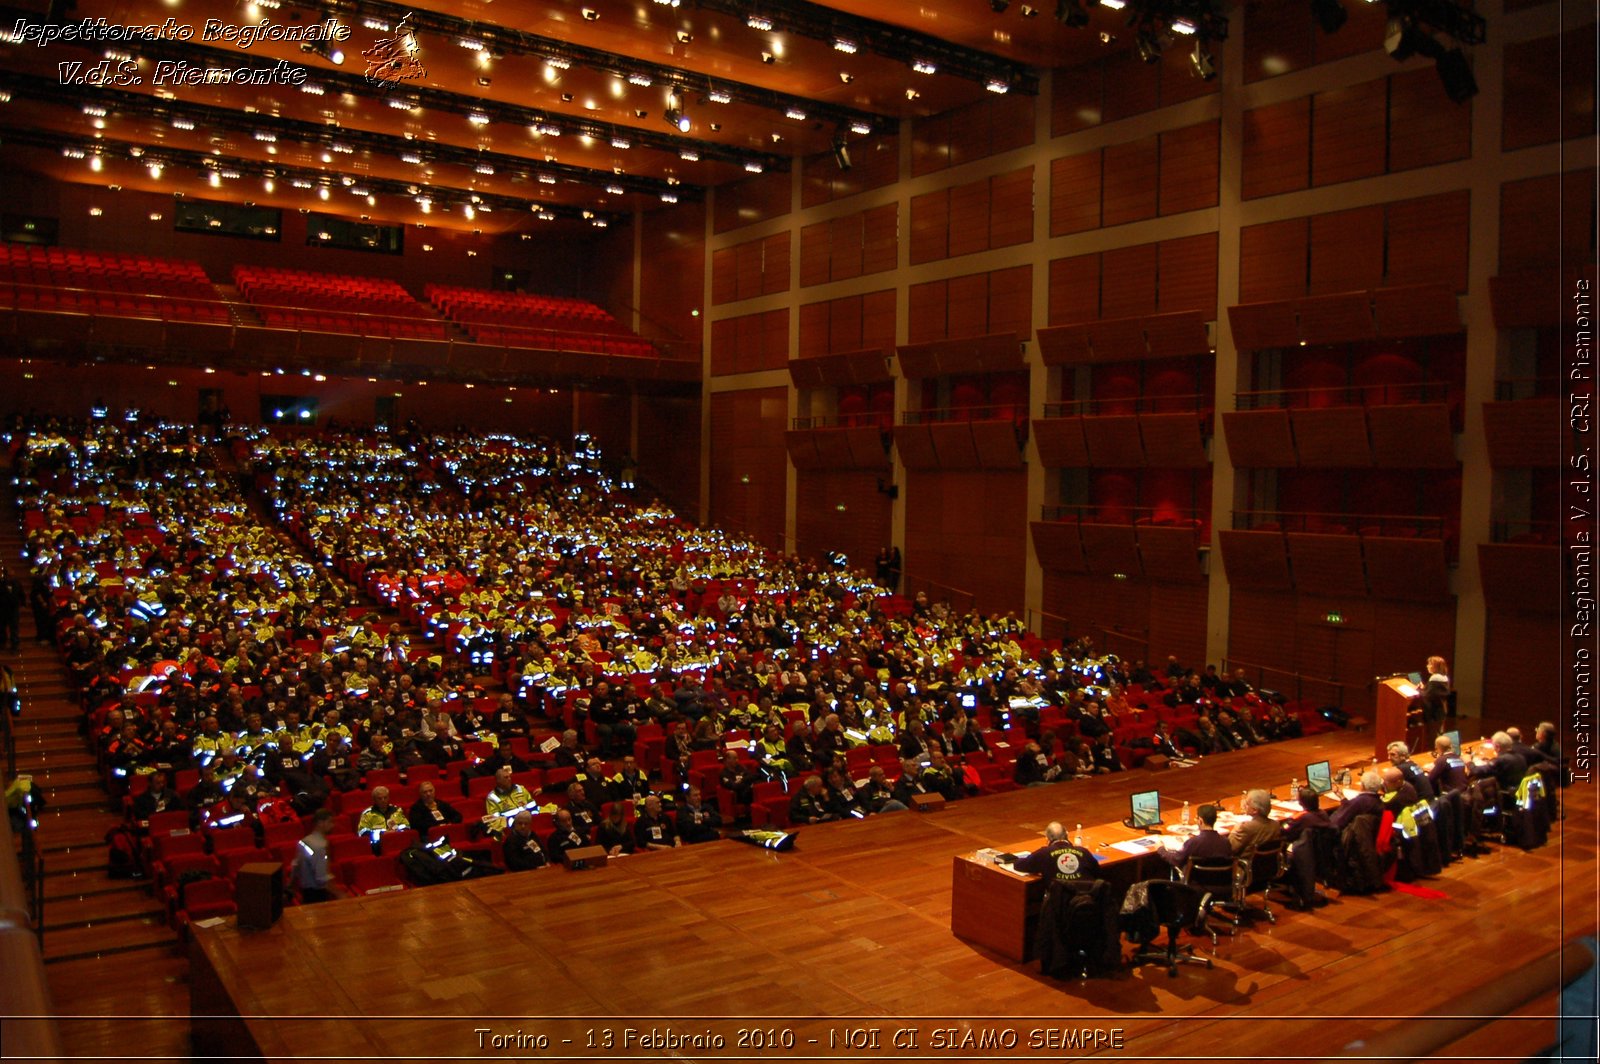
1240,789,1248,813
1290,777,1298,798
1180,800,1190,826
1073,823,1084,847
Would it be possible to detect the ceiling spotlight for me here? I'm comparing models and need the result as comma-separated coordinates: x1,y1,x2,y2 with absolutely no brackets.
839,71,854,83
912,59,937,74
746,15,773,30
1055,0,1088,28
611,136,631,148
709,122,721,131
849,120,872,135
1171,18,1197,35
905,88,920,100
1190,41,1216,81
708,90,733,104
676,30,692,43
1135,29,1164,64
760,51,775,64
582,8,600,20
1434,47,1478,102
1311,0,1348,35
664,96,691,132
605,184,624,194
1020,5,1040,15
785,107,807,120
627,73,653,86
986,78,1011,94
834,38,857,53
743,161,763,173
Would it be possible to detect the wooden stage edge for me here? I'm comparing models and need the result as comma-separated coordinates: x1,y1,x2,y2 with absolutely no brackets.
188,731,1600,1063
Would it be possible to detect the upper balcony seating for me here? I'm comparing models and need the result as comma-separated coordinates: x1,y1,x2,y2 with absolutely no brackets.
0,242,229,322
424,284,656,358
234,265,448,340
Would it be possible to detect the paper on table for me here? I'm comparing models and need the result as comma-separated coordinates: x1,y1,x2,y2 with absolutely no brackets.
1110,837,1163,856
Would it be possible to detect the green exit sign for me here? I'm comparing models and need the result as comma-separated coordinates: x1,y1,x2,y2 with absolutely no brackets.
1325,611,1344,625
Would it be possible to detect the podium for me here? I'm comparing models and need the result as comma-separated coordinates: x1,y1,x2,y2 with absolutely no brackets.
1374,677,1419,761
235,862,284,930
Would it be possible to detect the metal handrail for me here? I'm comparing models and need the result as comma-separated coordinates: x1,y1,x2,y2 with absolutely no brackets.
1231,510,1446,537
1041,504,1207,528
1234,380,1453,410
1493,377,1560,401
1043,393,1212,417
901,404,1026,425
1221,656,1360,710
791,414,892,430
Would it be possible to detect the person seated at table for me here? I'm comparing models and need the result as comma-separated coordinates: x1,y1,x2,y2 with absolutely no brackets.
503,811,549,871
407,780,463,839
1016,821,1100,883
1468,732,1528,791
1386,741,1434,801
1015,740,1064,786
1532,722,1562,770
1279,788,1334,909
1330,770,1384,831
1161,803,1231,869
1428,734,1469,794
1230,789,1280,858
1504,727,1557,770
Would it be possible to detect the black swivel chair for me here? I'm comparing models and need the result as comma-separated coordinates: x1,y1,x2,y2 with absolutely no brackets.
1182,857,1240,936
1236,841,1286,922
1124,878,1214,978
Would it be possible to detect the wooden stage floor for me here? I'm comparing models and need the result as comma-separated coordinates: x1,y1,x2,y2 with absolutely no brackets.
187,731,1599,1062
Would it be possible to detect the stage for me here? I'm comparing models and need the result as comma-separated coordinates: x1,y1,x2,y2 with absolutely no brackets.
191,731,1597,1061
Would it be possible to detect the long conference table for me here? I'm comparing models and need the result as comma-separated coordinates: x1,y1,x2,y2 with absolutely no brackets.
947,746,1450,963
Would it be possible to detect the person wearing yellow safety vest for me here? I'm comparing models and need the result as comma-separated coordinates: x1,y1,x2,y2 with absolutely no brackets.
756,723,794,778
482,765,534,836
356,786,409,841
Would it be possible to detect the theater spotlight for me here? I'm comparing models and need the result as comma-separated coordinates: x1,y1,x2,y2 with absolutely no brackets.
1433,47,1478,102
831,129,852,172
1189,41,1216,81
663,92,691,132
1134,27,1164,64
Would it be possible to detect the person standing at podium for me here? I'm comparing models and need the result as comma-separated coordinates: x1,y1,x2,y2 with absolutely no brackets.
1420,656,1451,733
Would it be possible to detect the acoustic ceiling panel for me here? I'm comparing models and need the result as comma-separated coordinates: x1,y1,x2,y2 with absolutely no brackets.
1079,522,1144,577
1030,520,1089,573
1138,413,1210,467
1363,536,1451,600
1032,417,1092,467
1482,399,1561,467
1135,524,1203,583
1289,406,1372,467
1369,403,1457,468
1081,415,1146,467
1285,532,1369,597
1217,529,1293,590
1221,410,1296,467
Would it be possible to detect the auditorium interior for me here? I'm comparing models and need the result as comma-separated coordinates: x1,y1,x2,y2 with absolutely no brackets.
0,0,1594,1060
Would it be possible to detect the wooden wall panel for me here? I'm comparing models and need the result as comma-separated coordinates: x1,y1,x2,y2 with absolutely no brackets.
989,167,1035,250
1159,122,1220,216
637,395,700,515
799,221,830,289
639,203,705,353
1369,404,1456,468
907,280,946,345
1100,244,1159,319
1228,589,1298,676
1082,416,1146,467
947,178,993,260
708,387,788,551
1239,219,1308,304
909,190,949,265
1222,410,1297,467
1079,523,1143,578
862,204,898,277
1101,49,1161,123
1102,136,1160,228
797,301,830,358
1158,232,1219,316
989,266,1034,340
800,131,900,209
1049,254,1101,326
1033,417,1091,467
711,246,737,306
830,215,864,283
1242,98,1311,200
1484,611,1561,726
1032,521,1088,574
1311,79,1388,187
1051,62,1104,137
1051,151,1103,237
1478,544,1560,613
1242,1,1314,84
1388,68,1472,173
1500,171,1595,279
1504,27,1598,151
1147,581,1209,668
1386,190,1471,293
713,170,790,235
710,308,788,376
796,470,892,571
762,232,790,295
829,298,862,355
1364,537,1451,601
1137,525,1203,583
1139,413,1209,467
905,469,1028,614
1309,206,1385,295
862,290,897,350
1290,407,1373,466
946,273,989,339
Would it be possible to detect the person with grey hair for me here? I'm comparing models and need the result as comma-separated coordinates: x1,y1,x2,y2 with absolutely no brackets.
1470,731,1529,790
1330,769,1385,831
1230,788,1280,858
1387,741,1434,801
